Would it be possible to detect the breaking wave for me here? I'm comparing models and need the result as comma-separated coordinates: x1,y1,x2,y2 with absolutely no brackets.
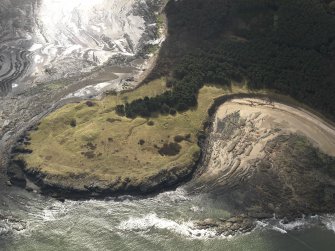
321,214,335,233
256,214,335,234
118,213,218,239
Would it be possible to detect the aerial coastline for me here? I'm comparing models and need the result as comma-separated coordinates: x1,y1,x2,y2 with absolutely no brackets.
2,0,335,240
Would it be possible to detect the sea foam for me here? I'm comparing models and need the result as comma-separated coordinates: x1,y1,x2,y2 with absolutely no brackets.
118,213,217,239
321,214,335,233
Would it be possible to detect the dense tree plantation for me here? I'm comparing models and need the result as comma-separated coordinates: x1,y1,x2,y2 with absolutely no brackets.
117,0,335,119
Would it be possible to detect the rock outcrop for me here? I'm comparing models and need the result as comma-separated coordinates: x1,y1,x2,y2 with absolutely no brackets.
192,98,335,220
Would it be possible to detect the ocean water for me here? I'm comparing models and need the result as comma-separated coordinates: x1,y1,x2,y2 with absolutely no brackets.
0,185,334,251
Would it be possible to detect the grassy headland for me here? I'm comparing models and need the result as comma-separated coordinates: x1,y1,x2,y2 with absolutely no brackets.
10,0,335,197
15,80,253,193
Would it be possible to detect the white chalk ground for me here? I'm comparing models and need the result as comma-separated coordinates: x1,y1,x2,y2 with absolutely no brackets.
0,0,167,95
65,53,160,99
28,0,148,81
66,82,111,98
216,98,335,157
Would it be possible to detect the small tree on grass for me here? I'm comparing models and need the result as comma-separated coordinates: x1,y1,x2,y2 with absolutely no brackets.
70,119,77,127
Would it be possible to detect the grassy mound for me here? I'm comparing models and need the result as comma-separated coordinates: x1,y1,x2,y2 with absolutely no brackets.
16,79,239,191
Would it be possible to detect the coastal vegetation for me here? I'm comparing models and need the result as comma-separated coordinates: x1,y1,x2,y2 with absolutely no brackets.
15,80,251,192
123,0,335,119
10,0,335,199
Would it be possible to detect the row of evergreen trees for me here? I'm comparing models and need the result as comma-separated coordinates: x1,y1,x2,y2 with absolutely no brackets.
116,0,335,119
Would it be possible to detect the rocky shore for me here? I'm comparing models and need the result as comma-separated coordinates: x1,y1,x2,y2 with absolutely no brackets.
189,96,335,234
3,92,335,239
195,215,256,236
6,93,335,207
7,155,199,200
2,0,335,243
